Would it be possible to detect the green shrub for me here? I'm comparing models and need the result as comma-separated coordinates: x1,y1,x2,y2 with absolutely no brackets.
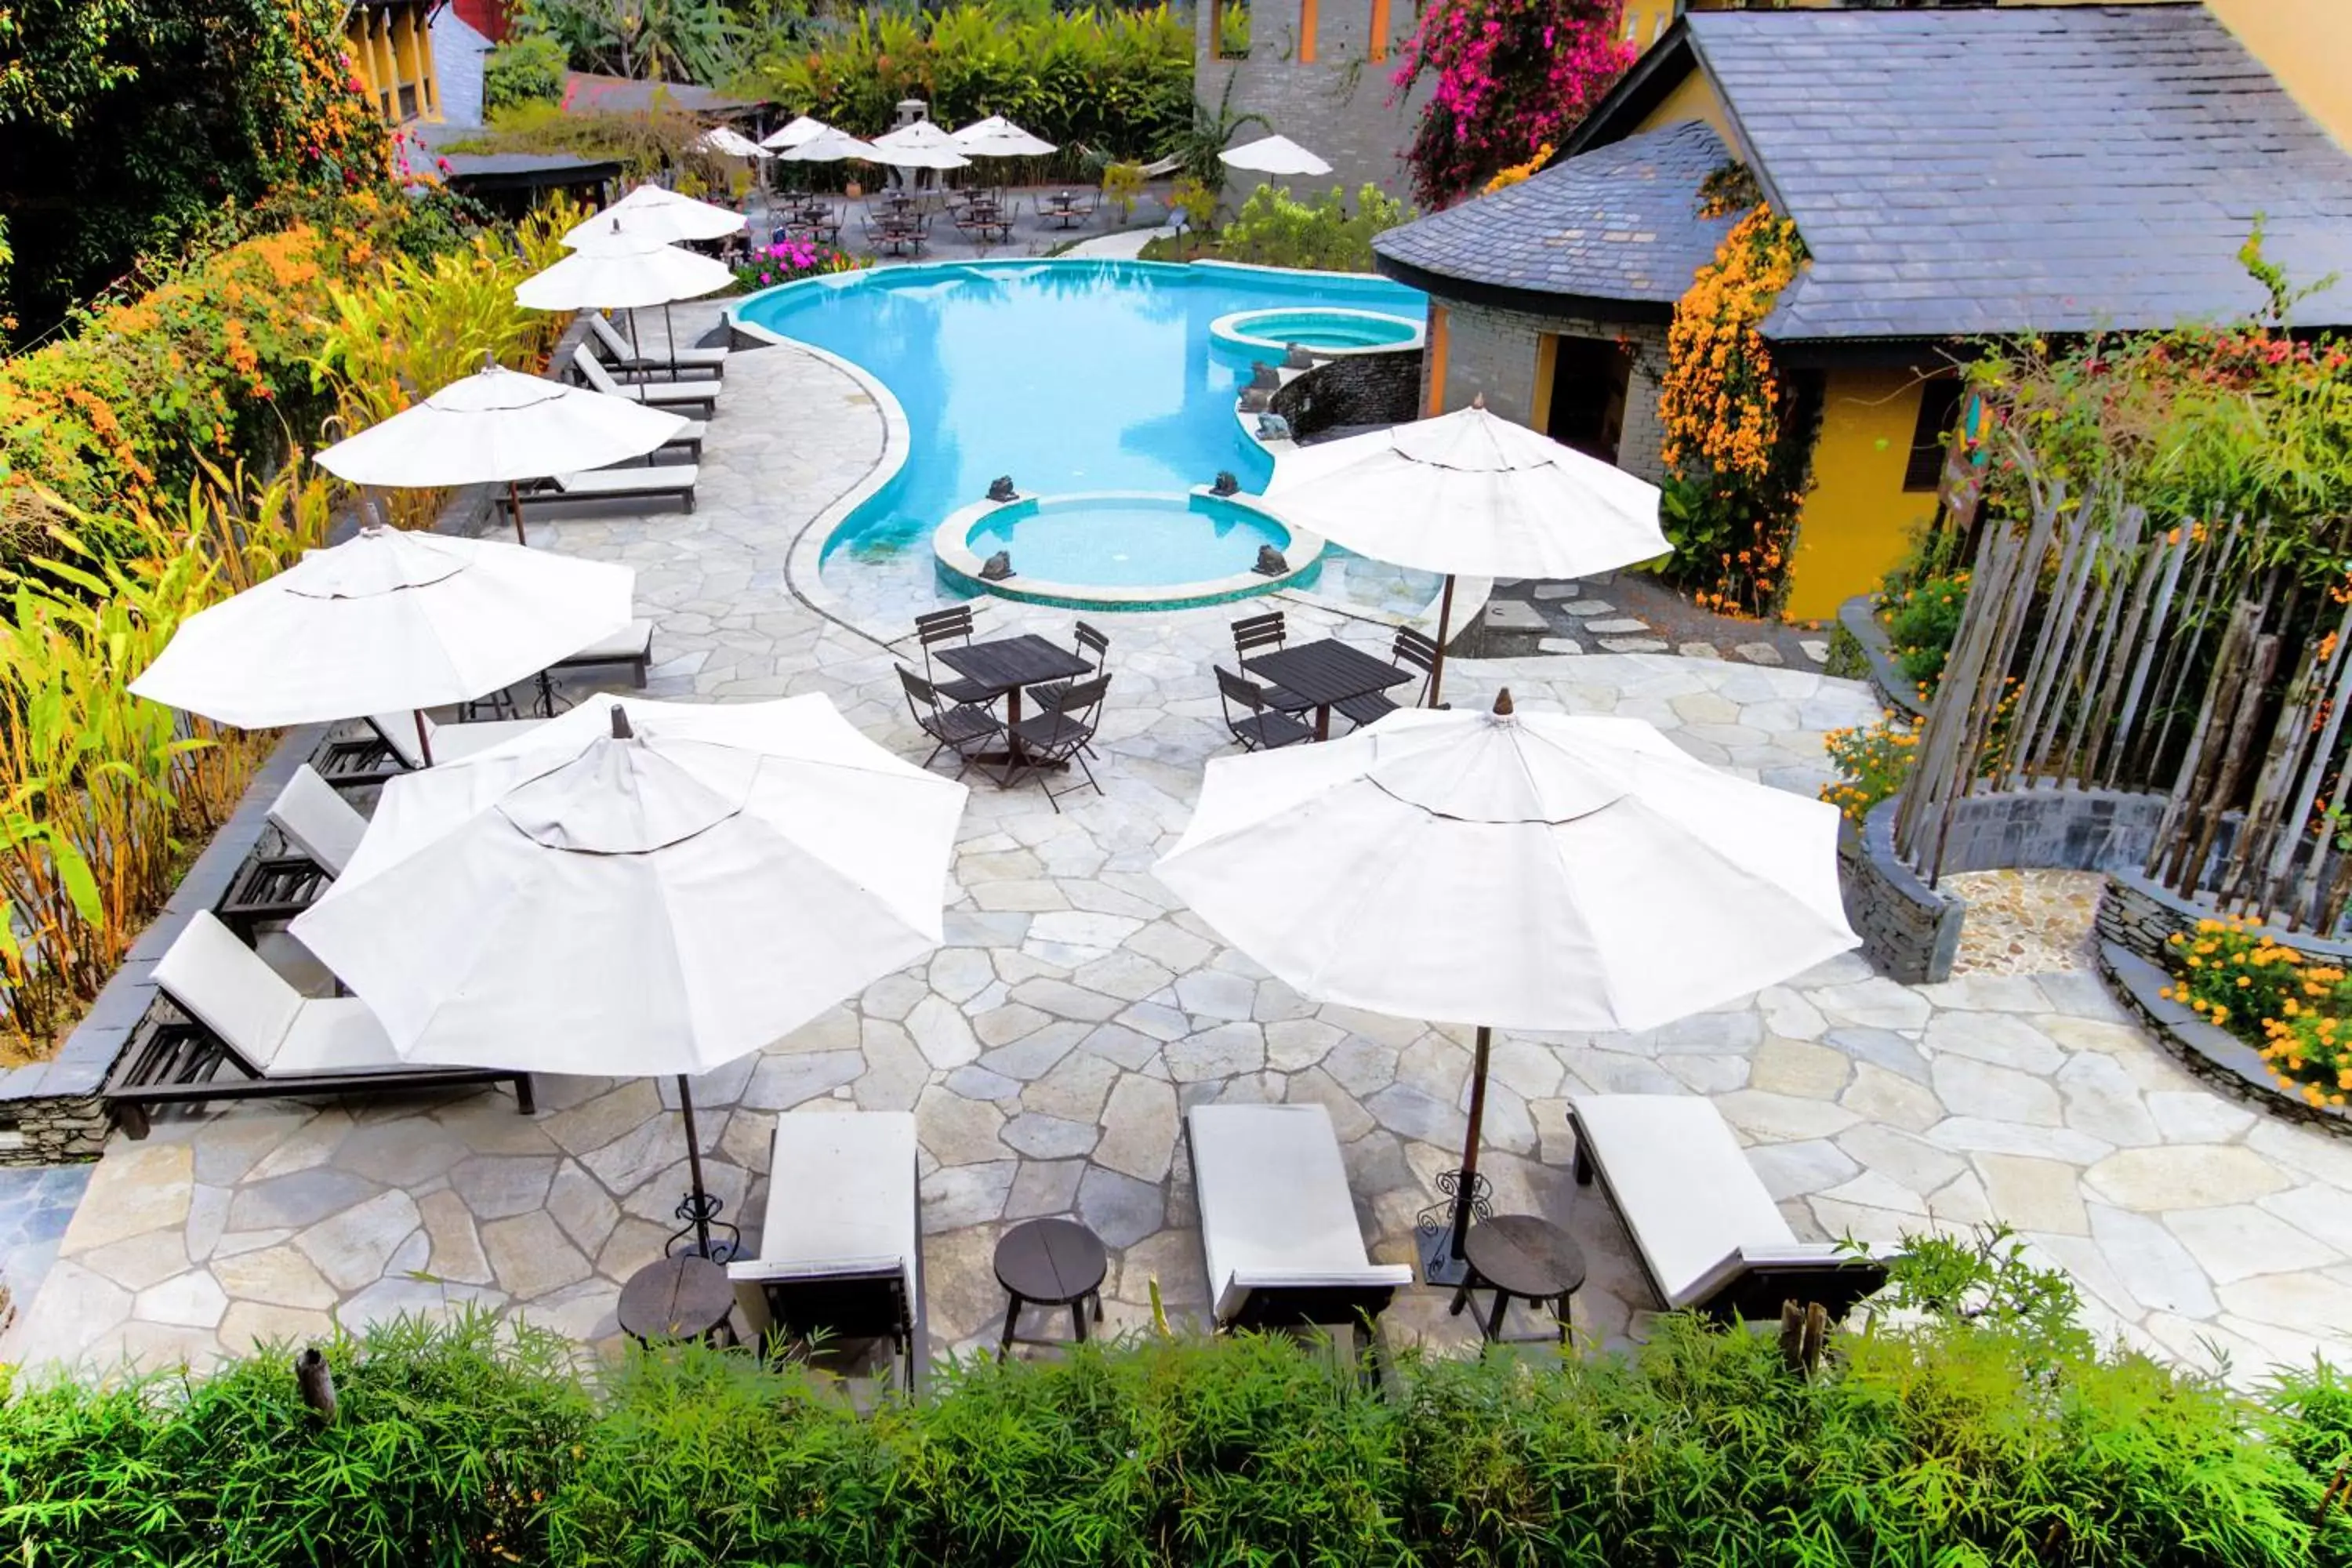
1874,524,1971,696
484,34,570,112
2,1293,2344,1567
1214,183,1411,274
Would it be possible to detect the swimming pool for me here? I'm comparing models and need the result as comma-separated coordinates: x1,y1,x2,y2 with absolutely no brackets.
1210,307,1426,357
730,260,1442,615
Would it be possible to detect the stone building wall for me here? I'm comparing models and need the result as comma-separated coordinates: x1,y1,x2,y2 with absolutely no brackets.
1194,0,1432,201
1268,347,1421,439
1419,299,1671,482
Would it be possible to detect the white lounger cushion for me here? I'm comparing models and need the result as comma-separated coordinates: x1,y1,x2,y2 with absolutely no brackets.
564,618,655,663
589,312,728,368
546,465,699,495
728,1111,918,1293
572,345,717,405
1188,1103,1412,1322
154,910,401,1078
1569,1094,1796,1308
367,713,546,771
267,764,367,877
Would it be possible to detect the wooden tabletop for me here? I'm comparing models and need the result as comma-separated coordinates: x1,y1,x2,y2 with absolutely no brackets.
993,1218,1107,1305
1243,638,1414,710
1464,1214,1586,1300
617,1254,734,1341
938,634,1094,696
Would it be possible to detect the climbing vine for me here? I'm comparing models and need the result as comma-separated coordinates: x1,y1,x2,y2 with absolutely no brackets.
1390,0,1632,208
1657,199,1808,617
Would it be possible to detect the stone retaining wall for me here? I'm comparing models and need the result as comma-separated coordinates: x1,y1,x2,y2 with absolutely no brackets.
1268,347,1421,441
2095,867,2352,970
1834,595,1929,721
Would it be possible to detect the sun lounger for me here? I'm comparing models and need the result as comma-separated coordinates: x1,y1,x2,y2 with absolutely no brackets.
586,311,728,380
1187,1103,1414,1343
1568,1094,1888,1323
519,464,699,514
214,765,369,936
367,711,546,772
571,345,719,416
552,617,655,688
728,1111,924,1392
104,910,532,1137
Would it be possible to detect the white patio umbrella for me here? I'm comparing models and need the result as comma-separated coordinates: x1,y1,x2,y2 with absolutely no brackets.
564,184,746,247
1219,135,1332,178
950,114,1057,159
760,114,832,151
522,218,735,379
1265,401,1669,705
868,119,971,172
129,525,633,753
688,125,771,162
1154,691,1857,1278
771,125,877,165
314,362,687,545
292,693,967,1258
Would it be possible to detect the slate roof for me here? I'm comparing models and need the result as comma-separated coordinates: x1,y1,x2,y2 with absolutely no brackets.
1371,120,1738,311
1679,4,2352,340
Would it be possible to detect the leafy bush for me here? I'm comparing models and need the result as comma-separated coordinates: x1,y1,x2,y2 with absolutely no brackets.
1820,717,1917,827
2,1298,2347,1566
1214,183,1410,274
1874,524,1971,696
731,238,858,293
2164,916,2352,1110
483,33,570,112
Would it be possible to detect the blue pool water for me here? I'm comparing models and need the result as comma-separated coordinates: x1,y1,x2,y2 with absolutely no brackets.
731,260,1435,610
1216,307,1424,353
968,493,1291,590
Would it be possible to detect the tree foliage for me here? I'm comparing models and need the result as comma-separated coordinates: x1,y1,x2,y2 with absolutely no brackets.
1390,0,1633,207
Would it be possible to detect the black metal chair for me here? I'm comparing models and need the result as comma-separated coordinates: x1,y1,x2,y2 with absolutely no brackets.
1335,626,1440,730
1027,622,1111,747
898,666,1004,780
1230,612,1312,714
1002,675,1109,811
913,605,1000,706
1216,666,1313,752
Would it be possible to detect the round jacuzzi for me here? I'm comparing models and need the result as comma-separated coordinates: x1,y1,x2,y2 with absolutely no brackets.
1210,306,1426,358
934,490,1325,610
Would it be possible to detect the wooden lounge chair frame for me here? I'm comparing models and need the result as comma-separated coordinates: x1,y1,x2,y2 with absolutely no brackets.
213,765,369,936
585,311,726,380
518,465,699,515
571,345,719,417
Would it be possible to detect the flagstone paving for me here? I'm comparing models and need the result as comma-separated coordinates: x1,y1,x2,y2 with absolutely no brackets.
10,328,2352,1385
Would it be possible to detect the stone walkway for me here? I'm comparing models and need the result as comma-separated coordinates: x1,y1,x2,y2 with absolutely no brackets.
9,330,2352,1386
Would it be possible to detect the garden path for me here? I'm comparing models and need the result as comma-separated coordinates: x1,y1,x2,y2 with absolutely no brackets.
8,332,2350,1385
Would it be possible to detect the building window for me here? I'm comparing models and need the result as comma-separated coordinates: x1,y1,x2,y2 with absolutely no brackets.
1298,0,1317,64
1369,0,1389,63
1210,0,1250,59
1903,378,1964,492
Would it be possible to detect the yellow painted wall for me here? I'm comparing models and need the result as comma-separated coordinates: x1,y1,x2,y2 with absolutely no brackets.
2204,0,2352,148
1785,368,1939,621
345,1,441,125
1629,68,1734,146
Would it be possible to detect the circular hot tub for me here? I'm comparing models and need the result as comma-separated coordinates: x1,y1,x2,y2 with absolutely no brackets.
934,490,1324,610
1210,306,1426,359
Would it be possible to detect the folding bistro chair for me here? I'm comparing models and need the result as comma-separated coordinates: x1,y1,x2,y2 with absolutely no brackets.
1215,666,1312,752
911,605,999,706
1026,622,1110,754
1334,627,1439,730
1230,611,1312,714
1002,674,1109,811
898,666,1004,780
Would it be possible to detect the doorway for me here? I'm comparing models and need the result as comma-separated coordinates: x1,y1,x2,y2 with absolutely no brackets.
1540,335,1633,463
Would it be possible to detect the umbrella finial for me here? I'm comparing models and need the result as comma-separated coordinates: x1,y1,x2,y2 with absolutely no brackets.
1492,688,1514,717
1470,393,1486,411
609,704,634,740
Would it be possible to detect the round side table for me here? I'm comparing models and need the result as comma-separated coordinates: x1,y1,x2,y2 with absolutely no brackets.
994,1218,1107,1356
1450,1214,1584,1345
619,1254,739,1349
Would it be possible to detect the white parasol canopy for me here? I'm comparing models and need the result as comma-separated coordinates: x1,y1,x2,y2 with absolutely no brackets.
1218,135,1333,177
129,526,633,728
292,693,965,1073
688,125,771,161
1265,402,1669,703
772,125,877,164
564,184,746,247
519,220,735,310
1155,691,1857,1276
867,119,971,172
760,114,832,151
950,114,1057,158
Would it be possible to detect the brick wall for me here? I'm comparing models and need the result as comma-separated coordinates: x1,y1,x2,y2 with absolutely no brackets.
1195,0,1431,201
1417,299,1670,481
1269,347,1421,438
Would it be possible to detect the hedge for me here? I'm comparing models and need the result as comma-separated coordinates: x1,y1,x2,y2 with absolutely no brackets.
2,1308,2348,1566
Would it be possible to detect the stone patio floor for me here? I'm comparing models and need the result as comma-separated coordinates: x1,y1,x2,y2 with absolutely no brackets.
9,325,2352,1385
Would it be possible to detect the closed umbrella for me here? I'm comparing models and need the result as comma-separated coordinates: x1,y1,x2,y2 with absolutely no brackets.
564,184,746,247
314,362,686,545
868,119,971,172
292,694,967,1258
760,114,831,151
950,114,1057,159
1154,691,1857,1280
129,525,633,755
522,218,735,379
1219,135,1333,177
1265,401,1668,704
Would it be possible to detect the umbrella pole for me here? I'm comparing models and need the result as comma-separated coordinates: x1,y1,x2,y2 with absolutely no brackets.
506,479,528,546
662,300,680,380
1418,1022,1494,1287
669,1073,739,1261
1428,573,1457,709
412,710,435,767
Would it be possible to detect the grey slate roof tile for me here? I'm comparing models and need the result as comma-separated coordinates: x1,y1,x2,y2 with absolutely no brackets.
1371,120,1737,305
1677,4,2352,339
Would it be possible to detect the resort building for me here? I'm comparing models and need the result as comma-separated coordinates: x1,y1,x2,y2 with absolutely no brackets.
1373,3,2352,619
347,0,443,125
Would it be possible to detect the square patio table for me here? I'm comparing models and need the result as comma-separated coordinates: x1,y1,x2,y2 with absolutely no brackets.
938,633,1094,770
1243,638,1414,741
